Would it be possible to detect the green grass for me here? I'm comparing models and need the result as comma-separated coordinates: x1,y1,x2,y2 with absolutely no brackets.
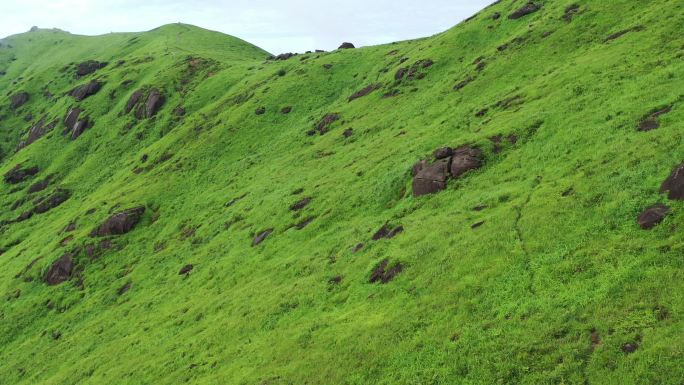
1,1,684,383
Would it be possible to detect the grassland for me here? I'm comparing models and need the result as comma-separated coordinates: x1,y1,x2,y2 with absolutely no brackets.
1,1,684,384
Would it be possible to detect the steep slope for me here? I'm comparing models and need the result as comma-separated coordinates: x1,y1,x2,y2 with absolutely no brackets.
1,1,684,384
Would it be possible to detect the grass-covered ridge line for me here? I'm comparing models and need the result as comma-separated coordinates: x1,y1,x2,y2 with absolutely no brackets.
1,1,684,384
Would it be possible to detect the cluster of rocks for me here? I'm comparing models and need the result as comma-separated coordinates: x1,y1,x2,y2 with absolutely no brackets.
16,118,56,150
369,259,403,284
70,80,103,101
125,88,165,118
75,60,107,77
412,146,483,197
395,59,434,81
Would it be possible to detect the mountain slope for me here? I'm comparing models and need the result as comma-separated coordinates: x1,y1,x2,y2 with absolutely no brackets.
1,1,684,384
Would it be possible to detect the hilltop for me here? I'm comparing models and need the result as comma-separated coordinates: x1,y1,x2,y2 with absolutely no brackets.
1,1,684,384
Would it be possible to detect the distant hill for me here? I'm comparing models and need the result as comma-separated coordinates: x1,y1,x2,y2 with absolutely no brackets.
1,1,684,384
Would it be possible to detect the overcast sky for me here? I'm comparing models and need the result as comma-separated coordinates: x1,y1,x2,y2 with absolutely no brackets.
0,0,493,53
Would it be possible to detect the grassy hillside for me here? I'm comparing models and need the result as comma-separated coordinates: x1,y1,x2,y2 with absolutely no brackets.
1,1,684,384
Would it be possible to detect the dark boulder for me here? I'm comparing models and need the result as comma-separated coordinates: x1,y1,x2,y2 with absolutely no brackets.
252,228,273,246
411,159,429,177
638,204,670,229
28,177,50,193
117,281,132,295
10,92,29,109
433,147,454,159
509,2,541,19
281,106,292,114
660,161,684,200
395,67,408,80
342,128,354,138
338,42,355,49
372,224,404,240
145,88,165,118
43,253,74,285
413,158,449,196
622,342,639,354
64,107,82,131
125,90,144,113
33,189,71,214
450,146,483,178
70,118,91,140
90,206,145,237
255,106,266,115
70,80,102,101
75,60,107,77
275,53,294,60
18,119,55,149
4,164,39,184
369,259,403,284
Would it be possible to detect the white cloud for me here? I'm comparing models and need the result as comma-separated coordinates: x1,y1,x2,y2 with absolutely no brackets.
0,0,493,53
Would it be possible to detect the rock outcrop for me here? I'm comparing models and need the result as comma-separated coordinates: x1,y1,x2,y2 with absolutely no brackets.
90,206,146,237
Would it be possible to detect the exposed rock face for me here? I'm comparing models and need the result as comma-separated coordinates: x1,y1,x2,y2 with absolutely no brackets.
310,113,340,135
145,88,165,118
252,229,273,246
33,189,71,214
44,253,74,285
638,106,672,131
348,84,382,102
637,204,670,229
70,118,90,140
4,164,39,184
90,206,146,237
369,259,403,284
411,145,483,197
179,264,194,275
372,224,404,240
70,80,102,101
17,118,56,149
28,177,51,193
64,108,82,130
126,89,165,118
126,90,144,113
412,159,450,197
290,197,311,211
509,2,541,19
338,42,355,49
75,60,107,77
450,146,483,178
275,53,294,60
433,147,454,159
10,92,29,109
660,161,684,200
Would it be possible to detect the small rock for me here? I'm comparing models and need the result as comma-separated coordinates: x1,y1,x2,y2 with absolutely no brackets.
75,60,107,77
255,107,266,115
252,229,273,246
43,253,74,285
90,206,146,237
637,204,670,229
338,42,355,49
70,80,102,101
